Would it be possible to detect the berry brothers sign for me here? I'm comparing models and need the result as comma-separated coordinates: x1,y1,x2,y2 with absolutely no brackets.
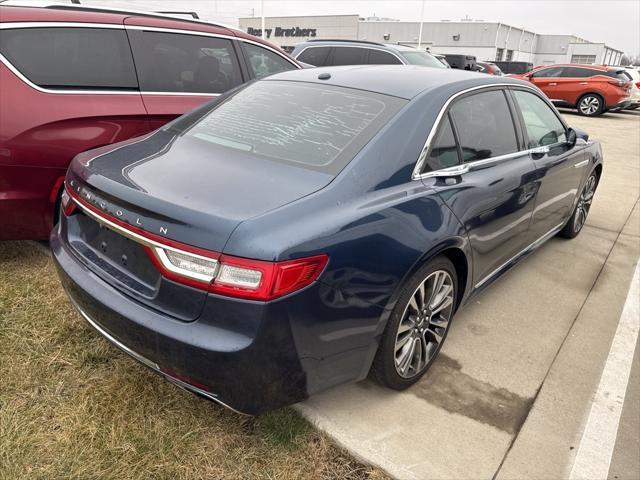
246,27,317,39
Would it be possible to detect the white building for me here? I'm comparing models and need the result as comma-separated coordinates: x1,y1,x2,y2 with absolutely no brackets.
239,14,624,65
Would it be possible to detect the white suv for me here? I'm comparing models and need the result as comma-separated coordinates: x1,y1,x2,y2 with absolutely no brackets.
619,66,640,110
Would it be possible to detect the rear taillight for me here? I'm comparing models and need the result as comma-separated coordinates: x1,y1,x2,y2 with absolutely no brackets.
65,184,328,301
635,81,640,89
148,246,328,301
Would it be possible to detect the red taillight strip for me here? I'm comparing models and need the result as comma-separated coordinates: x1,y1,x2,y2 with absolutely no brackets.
66,184,220,261
64,183,328,301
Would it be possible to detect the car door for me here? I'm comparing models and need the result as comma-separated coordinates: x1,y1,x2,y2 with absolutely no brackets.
125,21,245,130
417,88,539,286
0,24,150,239
529,66,566,102
509,88,587,241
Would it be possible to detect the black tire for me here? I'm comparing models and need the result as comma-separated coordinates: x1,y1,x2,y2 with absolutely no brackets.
559,171,599,239
577,94,604,117
369,255,457,390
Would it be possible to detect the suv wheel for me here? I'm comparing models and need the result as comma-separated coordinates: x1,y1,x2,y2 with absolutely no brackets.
370,256,457,389
577,94,604,116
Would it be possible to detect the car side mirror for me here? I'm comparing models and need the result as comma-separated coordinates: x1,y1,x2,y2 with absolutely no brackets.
566,128,577,148
567,127,589,148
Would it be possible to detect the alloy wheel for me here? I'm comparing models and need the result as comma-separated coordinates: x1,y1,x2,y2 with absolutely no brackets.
574,174,597,233
394,270,454,378
579,96,600,116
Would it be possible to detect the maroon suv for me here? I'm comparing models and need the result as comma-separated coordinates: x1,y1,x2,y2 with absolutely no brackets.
0,4,300,240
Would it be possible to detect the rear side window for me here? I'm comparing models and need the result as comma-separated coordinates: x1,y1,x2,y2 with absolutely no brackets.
243,43,295,79
177,81,407,175
127,30,242,94
296,46,331,66
513,90,566,147
532,67,565,78
368,49,402,65
329,47,368,66
450,90,518,161
0,27,137,89
562,67,597,78
424,115,460,172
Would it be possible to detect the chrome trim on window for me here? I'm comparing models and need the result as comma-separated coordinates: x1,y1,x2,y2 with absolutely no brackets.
124,25,299,68
0,21,297,95
474,221,565,288
411,83,568,181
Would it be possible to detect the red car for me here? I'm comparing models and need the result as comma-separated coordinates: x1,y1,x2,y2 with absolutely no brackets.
0,4,300,240
514,64,631,117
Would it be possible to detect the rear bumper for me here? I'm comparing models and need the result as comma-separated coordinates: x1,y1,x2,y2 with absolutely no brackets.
51,225,309,415
51,216,383,414
608,100,631,111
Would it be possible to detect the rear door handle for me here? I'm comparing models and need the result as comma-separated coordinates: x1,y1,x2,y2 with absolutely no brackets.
579,82,588,85
549,82,557,86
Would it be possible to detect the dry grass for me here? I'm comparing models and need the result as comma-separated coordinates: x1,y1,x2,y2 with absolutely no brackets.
0,241,388,480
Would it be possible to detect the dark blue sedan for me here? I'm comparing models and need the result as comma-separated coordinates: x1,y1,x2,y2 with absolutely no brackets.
51,65,603,414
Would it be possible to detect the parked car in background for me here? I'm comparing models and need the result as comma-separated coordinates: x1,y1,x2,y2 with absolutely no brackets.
0,3,299,240
432,53,451,68
495,61,533,75
442,54,476,70
291,40,445,68
52,66,602,414
515,64,632,116
610,65,640,109
476,61,504,76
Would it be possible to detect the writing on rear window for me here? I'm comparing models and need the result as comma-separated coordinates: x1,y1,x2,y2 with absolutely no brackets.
183,81,406,174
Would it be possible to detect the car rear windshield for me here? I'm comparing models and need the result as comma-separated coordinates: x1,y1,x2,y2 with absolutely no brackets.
173,81,407,175
401,51,445,68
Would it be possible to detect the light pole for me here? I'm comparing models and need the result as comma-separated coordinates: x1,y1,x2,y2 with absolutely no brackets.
417,0,425,49
261,0,265,40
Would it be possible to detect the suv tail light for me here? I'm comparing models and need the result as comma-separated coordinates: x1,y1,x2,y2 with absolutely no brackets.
60,189,77,216
636,81,640,89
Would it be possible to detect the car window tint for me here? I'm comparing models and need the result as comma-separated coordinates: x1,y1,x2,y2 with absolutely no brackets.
296,46,331,66
532,66,564,78
449,90,518,161
424,115,460,172
368,49,402,65
513,90,567,147
329,47,368,65
401,51,445,68
0,27,137,89
178,81,407,175
563,67,595,77
128,30,242,93
243,43,295,79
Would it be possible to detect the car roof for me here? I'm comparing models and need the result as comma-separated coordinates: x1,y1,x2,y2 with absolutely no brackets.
0,3,296,57
265,64,528,100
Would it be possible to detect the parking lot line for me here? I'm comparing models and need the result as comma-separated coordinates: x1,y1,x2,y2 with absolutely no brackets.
569,259,640,480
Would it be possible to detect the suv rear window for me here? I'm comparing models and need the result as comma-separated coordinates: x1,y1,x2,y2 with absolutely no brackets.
0,27,137,89
175,81,407,175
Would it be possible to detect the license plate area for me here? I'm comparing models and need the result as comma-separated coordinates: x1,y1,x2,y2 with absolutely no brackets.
68,212,159,298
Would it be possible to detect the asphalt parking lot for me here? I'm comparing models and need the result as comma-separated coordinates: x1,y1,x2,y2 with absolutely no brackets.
298,109,640,480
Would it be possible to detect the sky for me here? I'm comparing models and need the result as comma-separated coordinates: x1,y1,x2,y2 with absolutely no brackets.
79,0,640,55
